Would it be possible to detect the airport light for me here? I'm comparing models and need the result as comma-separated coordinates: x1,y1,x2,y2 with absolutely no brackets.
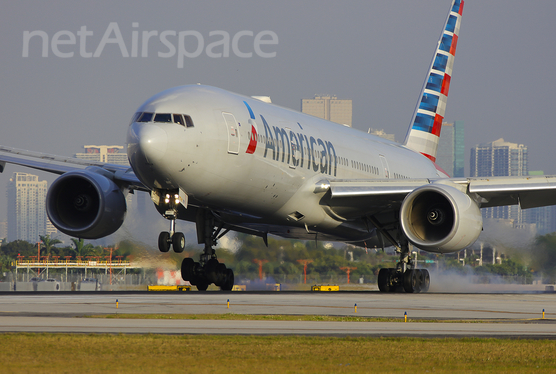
103,247,118,286
252,259,268,280
339,266,357,284
297,259,313,284
36,242,41,275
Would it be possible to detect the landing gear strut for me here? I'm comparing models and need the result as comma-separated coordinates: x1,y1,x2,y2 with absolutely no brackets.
377,238,430,293
180,210,234,291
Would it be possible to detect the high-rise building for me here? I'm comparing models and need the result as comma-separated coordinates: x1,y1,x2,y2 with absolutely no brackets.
301,95,352,127
527,204,556,235
369,129,395,142
470,138,528,223
0,221,7,240
74,145,129,165
470,138,527,178
7,172,48,243
436,121,464,177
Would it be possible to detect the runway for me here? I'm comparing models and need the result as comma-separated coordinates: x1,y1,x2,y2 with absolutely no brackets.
0,291,554,338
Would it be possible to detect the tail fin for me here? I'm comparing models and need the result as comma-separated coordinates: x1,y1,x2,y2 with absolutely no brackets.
403,0,464,162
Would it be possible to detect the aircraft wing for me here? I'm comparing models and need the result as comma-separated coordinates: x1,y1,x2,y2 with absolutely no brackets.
317,175,556,218
0,146,148,192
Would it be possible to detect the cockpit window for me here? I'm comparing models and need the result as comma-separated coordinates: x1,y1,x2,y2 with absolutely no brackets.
184,115,194,128
171,114,194,127
130,112,142,124
134,111,194,127
154,113,172,123
137,112,154,122
173,114,185,126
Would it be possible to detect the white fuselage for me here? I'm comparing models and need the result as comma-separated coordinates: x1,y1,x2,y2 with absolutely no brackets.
127,85,444,244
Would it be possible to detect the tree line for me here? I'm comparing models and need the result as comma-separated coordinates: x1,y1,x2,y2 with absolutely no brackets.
1,232,556,282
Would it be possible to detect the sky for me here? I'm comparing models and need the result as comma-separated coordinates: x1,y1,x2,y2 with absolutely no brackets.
1,0,555,227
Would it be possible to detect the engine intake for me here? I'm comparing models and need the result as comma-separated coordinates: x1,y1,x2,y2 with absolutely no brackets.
46,170,127,239
400,183,482,253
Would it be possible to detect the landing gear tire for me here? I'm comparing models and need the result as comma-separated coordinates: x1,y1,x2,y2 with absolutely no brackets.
196,282,209,291
172,232,186,253
216,263,227,285
181,258,195,281
204,258,220,285
403,269,422,293
421,269,430,292
158,232,171,252
378,268,392,292
221,269,234,291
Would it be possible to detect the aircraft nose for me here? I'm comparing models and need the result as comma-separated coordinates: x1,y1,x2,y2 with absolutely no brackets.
129,122,168,163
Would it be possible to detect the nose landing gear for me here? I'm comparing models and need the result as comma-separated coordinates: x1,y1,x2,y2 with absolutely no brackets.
158,208,186,253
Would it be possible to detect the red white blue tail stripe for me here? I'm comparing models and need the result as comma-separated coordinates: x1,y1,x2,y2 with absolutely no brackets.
404,0,464,162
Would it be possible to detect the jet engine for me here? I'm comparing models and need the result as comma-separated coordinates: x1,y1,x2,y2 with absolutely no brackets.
46,170,127,239
400,182,482,253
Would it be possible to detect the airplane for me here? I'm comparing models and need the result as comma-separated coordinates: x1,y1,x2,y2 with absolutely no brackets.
1,0,556,292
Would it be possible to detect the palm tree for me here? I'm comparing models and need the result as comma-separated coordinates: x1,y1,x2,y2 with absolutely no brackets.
39,235,62,257
70,238,94,258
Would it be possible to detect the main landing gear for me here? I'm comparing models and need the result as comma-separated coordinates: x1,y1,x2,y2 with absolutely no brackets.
181,211,234,291
377,238,430,293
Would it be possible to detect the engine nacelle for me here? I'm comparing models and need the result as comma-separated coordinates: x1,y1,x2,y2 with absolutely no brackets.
46,170,127,239
400,183,482,253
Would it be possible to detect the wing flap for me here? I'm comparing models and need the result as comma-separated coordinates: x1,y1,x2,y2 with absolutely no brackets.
317,179,432,219
468,176,556,209
328,179,431,198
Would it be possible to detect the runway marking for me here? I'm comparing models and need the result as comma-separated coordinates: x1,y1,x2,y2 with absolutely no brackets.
58,302,541,317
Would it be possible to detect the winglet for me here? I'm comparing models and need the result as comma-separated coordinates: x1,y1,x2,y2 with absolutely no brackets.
403,0,464,162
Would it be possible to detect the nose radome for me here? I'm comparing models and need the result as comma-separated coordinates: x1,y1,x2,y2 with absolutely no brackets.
137,124,168,163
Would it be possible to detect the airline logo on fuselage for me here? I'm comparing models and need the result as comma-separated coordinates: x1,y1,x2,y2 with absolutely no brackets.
246,125,258,154
246,114,338,176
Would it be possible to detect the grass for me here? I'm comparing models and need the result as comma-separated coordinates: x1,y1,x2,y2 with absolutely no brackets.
0,334,554,373
90,313,417,322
